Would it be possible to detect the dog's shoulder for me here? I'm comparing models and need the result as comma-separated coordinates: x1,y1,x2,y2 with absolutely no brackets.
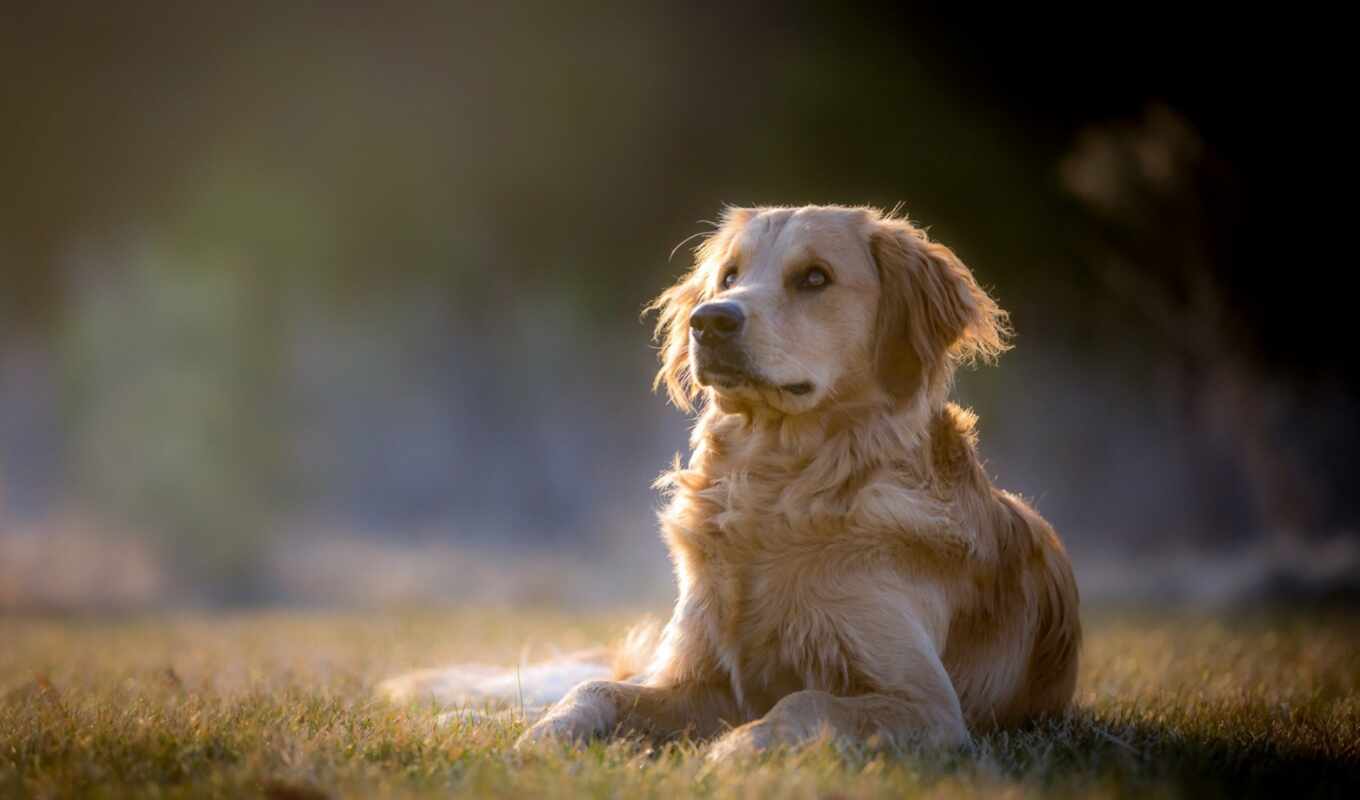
837,405,991,561
927,402,982,485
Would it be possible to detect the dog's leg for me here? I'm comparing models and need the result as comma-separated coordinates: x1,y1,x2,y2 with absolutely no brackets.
705,688,968,761
706,603,969,760
514,679,740,749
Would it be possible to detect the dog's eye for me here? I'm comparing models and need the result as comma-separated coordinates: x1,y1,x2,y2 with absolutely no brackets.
798,266,830,291
721,269,738,290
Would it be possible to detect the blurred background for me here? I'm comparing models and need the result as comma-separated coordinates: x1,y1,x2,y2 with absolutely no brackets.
2,2,1355,612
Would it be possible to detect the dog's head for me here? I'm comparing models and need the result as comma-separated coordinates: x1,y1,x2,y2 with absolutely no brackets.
648,205,1009,416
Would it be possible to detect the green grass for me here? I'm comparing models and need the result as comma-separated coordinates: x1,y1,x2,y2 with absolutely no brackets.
2,609,1358,798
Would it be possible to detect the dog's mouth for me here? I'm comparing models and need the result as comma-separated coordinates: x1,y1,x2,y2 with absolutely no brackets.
696,365,814,397
698,367,749,389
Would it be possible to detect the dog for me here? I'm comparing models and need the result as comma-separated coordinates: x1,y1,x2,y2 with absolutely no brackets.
381,205,1080,758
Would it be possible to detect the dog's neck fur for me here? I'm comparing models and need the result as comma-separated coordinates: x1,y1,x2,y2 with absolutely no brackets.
688,384,944,476
659,385,988,558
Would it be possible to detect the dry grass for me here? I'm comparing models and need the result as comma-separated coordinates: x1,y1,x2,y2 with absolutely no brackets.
2,608,1358,798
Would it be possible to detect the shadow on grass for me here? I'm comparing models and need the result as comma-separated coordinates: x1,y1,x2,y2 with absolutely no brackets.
971,710,1360,798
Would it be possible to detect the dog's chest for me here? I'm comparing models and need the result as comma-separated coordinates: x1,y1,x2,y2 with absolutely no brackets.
658,421,923,710
673,487,864,711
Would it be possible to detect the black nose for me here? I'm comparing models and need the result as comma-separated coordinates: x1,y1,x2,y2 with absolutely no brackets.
689,301,745,343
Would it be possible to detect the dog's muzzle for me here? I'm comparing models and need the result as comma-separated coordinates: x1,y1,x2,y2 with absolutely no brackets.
689,301,752,387
689,301,815,397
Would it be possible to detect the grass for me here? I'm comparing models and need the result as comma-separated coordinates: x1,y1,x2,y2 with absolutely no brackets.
2,608,1358,798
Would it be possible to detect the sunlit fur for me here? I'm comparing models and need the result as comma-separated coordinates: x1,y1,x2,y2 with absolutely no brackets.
393,205,1080,756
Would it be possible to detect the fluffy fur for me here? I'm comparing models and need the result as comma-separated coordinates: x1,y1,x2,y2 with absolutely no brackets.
381,205,1080,758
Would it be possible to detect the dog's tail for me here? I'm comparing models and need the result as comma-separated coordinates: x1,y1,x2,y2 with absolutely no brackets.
377,618,663,710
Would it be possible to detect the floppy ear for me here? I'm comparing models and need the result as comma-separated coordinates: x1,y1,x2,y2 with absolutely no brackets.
645,208,753,412
645,266,706,412
870,215,1011,400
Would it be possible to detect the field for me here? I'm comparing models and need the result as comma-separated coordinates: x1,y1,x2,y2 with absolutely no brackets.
2,609,1358,798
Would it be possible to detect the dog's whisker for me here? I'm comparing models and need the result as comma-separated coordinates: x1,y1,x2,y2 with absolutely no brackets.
669,229,716,263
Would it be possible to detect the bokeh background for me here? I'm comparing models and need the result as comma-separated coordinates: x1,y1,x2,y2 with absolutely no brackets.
2,2,1355,612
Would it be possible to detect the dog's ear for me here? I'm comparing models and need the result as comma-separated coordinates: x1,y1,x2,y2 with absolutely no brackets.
645,208,753,412
869,214,1010,400
646,266,706,411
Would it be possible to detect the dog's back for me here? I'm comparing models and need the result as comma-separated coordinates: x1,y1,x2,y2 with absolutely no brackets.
940,488,1080,729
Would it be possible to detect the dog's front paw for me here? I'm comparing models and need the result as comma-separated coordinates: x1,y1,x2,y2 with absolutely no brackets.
512,681,617,751
514,714,593,750
705,721,775,763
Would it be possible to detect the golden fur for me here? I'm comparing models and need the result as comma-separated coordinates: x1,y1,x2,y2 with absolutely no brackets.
385,204,1080,757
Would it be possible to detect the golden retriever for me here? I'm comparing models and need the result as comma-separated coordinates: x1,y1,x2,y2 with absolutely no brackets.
382,204,1080,758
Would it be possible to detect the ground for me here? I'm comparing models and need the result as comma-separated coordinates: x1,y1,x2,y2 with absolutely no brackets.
2,609,1358,798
